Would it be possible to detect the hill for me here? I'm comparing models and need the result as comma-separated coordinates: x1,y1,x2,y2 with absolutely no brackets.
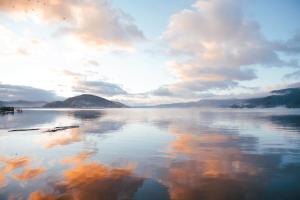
153,99,243,108
43,94,127,108
239,88,300,108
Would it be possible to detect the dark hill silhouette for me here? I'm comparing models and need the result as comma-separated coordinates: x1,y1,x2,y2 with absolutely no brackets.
43,94,127,108
152,87,300,108
242,88,300,108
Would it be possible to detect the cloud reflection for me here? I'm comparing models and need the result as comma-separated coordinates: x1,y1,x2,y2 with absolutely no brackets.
142,112,299,200
161,130,261,199
0,172,6,189
0,155,45,191
44,128,82,148
69,110,103,121
1,109,300,199
29,162,143,200
62,151,96,165
0,156,30,173
14,167,46,181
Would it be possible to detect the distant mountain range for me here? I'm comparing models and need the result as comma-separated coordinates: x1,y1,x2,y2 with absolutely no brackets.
153,87,300,108
153,99,243,108
43,94,127,108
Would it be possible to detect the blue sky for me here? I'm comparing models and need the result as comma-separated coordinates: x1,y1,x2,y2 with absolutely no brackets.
0,0,299,105
246,0,300,39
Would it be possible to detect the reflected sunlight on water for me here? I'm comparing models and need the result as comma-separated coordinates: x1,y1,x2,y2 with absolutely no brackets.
0,108,300,200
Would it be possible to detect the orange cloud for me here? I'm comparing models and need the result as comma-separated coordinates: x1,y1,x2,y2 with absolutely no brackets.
0,172,6,189
170,132,258,177
0,155,45,190
160,127,263,200
14,167,46,181
28,191,56,200
170,133,231,156
165,163,258,200
62,151,95,165
29,162,143,200
0,156,30,173
44,128,82,148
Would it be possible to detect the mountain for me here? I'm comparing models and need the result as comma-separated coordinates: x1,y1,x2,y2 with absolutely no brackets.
0,100,47,108
153,99,243,108
237,88,300,108
43,94,127,108
153,87,300,108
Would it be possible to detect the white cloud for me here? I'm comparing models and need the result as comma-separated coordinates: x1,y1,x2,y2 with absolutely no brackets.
158,0,300,97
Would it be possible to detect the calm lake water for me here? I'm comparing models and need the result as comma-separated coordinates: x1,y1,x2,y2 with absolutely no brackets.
0,108,300,200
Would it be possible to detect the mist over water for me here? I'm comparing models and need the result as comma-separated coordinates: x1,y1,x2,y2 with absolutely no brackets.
0,108,300,200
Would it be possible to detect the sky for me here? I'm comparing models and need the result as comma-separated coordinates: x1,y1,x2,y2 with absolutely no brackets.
0,0,299,105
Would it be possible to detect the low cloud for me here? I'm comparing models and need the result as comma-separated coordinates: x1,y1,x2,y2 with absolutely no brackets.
73,80,127,97
277,31,300,54
151,86,175,97
0,0,144,48
0,83,59,101
284,70,300,80
150,84,216,99
62,69,128,98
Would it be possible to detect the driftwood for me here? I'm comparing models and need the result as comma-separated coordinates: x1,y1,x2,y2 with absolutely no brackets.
44,125,79,132
8,128,40,132
8,125,79,133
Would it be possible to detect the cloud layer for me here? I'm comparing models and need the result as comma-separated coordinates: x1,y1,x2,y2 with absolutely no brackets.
73,80,127,97
62,69,128,97
0,83,59,101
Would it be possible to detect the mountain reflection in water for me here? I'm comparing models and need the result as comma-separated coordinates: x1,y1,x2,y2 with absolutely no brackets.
0,108,300,200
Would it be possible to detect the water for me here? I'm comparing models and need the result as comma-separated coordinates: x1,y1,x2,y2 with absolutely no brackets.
0,108,300,200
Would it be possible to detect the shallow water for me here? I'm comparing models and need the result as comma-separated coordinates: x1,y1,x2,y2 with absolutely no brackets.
0,108,300,200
